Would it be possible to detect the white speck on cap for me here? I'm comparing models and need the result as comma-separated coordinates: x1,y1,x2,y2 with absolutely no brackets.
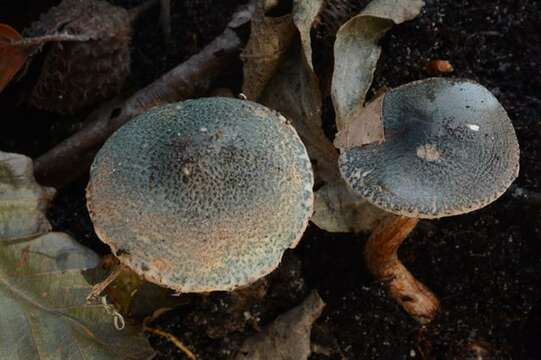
466,124,480,131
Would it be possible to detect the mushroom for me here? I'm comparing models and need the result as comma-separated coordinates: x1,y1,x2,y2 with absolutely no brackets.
86,97,314,293
338,78,520,323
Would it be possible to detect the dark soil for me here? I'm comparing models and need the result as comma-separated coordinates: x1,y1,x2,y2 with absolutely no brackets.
1,0,540,359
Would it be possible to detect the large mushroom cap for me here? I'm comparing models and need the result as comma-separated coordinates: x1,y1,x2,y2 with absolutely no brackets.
87,98,313,292
339,78,520,219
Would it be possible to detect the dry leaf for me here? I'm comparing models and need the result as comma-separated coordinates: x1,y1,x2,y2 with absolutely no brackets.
257,0,337,184
312,181,387,233
0,24,26,93
234,290,325,360
334,93,385,149
0,151,154,359
243,0,383,233
103,259,189,320
241,1,296,100
292,0,324,71
332,0,424,131
0,152,55,241
260,41,338,184
0,232,155,359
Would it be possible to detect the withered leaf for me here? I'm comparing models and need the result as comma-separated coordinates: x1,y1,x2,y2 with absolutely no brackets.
0,152,154,359
0,232,155,359
292,0,324,71
0,152,55,242
241,1,296,100
234,291,325,360
332,0,424,131
258,0,337,184
0,24,26,93
260,44,338,184
334,93,385,150
312,180,387,233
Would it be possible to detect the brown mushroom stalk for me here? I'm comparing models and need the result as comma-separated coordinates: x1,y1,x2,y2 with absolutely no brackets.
365,215,439,324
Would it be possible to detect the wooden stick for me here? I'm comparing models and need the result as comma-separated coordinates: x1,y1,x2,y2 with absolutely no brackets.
365,215,439,324
144,326,197,359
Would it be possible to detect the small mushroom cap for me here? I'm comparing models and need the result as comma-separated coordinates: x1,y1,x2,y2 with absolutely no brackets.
339,78,520,219
87,98,313,292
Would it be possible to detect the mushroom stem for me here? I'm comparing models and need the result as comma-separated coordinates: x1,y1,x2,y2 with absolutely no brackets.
365,215,439,323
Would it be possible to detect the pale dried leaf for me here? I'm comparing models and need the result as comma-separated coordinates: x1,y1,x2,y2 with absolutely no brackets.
0,152,55,241
332,0,424,131
0,232,154,359
292,0,324,71
312,181,387,233
235,291,325,360
0,152,153,359
241,1,296,100
334,93,385,149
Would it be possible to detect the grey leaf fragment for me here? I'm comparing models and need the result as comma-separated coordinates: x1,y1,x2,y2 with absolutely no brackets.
235,291,325,360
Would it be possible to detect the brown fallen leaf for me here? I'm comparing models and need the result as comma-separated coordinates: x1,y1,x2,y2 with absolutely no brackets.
0,152,55,241
234,290,325,360
292,0,324,71
241,1,296,100
312,180,387,233
0,150,154,359
334,93,385,149
332,0,425,131
253,0,337,184
312,0,425,233
0,24,26,93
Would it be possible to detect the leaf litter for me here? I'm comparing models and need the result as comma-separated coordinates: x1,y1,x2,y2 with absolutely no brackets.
0,151,154,359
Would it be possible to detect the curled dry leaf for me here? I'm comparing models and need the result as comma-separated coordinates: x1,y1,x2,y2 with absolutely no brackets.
332,0,425,131
260,45,337,185
241,1,296,100
0,151,154,359
312,0,424,233
0,152,55,241
234,290,325,360
242,0,392,233
253,0,336,184
0,24,26,93
292,0,324,71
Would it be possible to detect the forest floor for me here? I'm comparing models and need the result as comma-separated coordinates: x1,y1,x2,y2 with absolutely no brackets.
1,0,540,359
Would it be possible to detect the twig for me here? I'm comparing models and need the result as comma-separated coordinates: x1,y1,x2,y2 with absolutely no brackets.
8,33,92,47
144,326,197,360
86,265,124,303
33,2,254,188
